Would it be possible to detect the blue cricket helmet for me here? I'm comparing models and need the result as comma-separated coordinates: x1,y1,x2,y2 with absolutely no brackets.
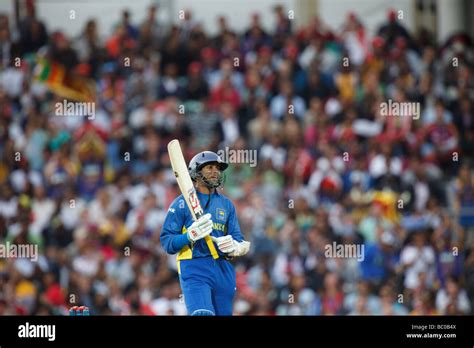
188,151,228,187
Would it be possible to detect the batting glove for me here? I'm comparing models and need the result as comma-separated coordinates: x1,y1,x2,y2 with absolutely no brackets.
187,213,213,242
211,236,251,257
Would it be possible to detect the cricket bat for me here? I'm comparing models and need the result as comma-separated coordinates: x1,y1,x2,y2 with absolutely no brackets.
167,139,218,258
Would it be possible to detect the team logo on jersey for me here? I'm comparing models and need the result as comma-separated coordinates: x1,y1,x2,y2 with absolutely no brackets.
216,208,226,221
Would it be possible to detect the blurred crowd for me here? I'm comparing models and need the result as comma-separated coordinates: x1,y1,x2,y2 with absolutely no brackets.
0,3,474,315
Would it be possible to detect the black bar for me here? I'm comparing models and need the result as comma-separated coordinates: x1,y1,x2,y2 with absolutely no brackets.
0,316,473,346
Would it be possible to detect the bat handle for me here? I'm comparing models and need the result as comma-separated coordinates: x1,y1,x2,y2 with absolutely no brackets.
195,211,203,220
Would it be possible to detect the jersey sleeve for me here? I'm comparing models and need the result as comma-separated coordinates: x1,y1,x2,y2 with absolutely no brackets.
160,196,190,255
227,201,245,243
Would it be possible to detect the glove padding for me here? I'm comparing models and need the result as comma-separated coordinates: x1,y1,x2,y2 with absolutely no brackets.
229,240,250,257
187,213,213,242
211,236,251,257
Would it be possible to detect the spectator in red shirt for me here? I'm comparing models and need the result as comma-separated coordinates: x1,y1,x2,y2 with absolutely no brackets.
209,74,241,111
321,273,345,315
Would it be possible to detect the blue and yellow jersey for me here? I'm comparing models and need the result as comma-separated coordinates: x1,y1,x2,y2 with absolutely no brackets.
160,190,244,263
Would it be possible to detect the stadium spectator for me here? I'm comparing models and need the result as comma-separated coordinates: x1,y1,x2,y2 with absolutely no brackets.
435,276,471,314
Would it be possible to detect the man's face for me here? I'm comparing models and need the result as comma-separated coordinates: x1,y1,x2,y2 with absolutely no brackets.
200,163,222,187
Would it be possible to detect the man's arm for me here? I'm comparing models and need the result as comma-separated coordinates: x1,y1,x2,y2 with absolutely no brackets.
212,201,250,257
225,202,244,241
160,198,213,254
160,198,188,254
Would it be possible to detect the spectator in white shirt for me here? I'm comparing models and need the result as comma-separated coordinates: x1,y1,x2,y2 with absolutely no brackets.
270,80,306,119
435,276,471,314
400,230,436,290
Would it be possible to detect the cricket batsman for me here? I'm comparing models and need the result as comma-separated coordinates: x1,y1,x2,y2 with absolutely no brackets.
160,151,251,316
